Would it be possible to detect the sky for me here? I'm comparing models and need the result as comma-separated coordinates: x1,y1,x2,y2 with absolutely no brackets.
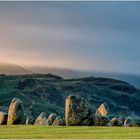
0,2,140,75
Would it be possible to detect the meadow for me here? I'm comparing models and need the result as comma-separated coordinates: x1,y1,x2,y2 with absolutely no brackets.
0,126,140,139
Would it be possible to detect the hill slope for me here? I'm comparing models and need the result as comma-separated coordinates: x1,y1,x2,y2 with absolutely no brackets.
26,66,140,88
0,74,140,120
0,63,140,88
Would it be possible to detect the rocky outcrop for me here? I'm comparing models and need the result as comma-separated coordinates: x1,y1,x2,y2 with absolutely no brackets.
7,98,25,125
65,95,92,126
34,112,51,125
95,102,109,116
0,111,8,125
93,115,110,126
52,116,64,126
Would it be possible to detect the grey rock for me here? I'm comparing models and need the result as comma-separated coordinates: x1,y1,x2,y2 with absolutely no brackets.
65,95,92,126
34,112,51,125
48,113,57,124
93,115,110,126
7,98,25,125
52,116,64,126
124,116,135,127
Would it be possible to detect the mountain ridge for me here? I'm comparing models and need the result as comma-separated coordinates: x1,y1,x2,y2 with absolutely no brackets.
0,63,140,88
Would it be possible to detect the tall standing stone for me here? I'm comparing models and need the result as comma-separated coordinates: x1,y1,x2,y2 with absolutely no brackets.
65,95,92,126
7,98,24,125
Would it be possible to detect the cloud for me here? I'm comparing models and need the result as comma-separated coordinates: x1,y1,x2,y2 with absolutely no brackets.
0,2,140,74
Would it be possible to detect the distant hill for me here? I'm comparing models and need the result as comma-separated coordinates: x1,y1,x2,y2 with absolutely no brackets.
26,66,140,89
0,63,140,88
0,74,140,121
0,63,32,75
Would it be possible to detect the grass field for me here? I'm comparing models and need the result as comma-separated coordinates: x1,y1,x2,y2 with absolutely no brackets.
0,126,140,139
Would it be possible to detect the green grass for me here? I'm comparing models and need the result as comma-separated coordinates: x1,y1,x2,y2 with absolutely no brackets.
0,126,140,139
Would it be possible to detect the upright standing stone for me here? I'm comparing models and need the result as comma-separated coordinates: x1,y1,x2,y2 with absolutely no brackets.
0,111,8,125
65,95,92,126
95,102,109,116
7,98,24,125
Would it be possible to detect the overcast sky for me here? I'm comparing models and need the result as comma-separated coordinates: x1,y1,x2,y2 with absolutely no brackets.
0,2,140,75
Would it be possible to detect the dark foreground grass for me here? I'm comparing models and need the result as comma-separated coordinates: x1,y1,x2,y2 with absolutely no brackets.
0,125,140,139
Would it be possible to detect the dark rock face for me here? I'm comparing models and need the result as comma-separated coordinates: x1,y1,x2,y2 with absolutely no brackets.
34,112,51,125
93,115,110,126
96,102,109,116
7,98,25,125
0,111,8,125
52,116,64,126
48,113,58,124
65,95,92,126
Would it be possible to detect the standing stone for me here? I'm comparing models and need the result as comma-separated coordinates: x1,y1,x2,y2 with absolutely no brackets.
34,112,51,125
124,116,135,127
118,116,126,124
26,117,34,125
48,113,57,124
111,117,118,126
93,115,110,126
95,102,109,116
0,111,8,125
7,98,24,125
110,117,123,126
52,116,63,126
65,95,92,126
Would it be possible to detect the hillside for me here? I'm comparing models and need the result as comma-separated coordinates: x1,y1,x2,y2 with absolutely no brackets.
0,63,140,88
26,66,140,88
0,74,140,121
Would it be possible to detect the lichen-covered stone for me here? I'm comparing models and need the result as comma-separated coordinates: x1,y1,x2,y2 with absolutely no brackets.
93,115,110,126
48,113,57,124
52,116,64,126
34,112,51,125
65,95,92,126
7,98,25,125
